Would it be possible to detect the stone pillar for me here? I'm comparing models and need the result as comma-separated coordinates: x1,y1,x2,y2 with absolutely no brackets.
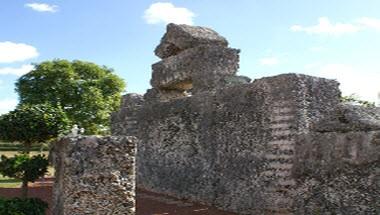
52,136,136,215
111,94,144,136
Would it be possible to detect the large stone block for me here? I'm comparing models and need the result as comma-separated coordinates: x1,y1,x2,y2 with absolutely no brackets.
294,131,380,214
121,74,342,214
313,104,380,132
155,23,228,59
52,136,136,215
151,45,239,93
111,94,144,136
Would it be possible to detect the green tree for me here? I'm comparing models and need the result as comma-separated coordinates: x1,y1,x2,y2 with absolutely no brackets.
0,155,48,198
0,104,71,153
0,104,70,198
16,60,125,134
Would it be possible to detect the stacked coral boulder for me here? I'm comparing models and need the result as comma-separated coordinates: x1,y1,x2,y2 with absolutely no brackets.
147,23,242,101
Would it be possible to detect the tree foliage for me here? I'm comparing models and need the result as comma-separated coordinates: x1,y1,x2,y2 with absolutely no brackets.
0,154,48,183
16,60,125,134
341,94,376,108
0,104,59,198
0,197,48,215
0,154,49,198
0,103,70,150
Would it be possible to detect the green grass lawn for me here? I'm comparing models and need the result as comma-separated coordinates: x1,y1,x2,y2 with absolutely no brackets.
0,175,21,188
0,151,49,157
0,141,49,151
0,151,54,188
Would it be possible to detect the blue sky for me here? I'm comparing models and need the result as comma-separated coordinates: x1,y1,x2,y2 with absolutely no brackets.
1,0,380,114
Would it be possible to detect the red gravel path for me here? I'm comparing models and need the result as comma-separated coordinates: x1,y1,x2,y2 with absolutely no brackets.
0,179,236,215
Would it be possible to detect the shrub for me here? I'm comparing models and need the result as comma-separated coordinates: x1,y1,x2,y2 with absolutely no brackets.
0,103,71,153
0,154,48,198
0,104,67,199
0,197,48,215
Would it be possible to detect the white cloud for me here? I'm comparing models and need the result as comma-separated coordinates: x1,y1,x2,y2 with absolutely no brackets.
304,62,321,70
259,57,279,66
0,42,39,63
0,99,18,115
315,64,380,103
144,2,195,25
25,3,58,13
0,64,34,76
356,17,380,31
309,46,326,52
291,17,360,36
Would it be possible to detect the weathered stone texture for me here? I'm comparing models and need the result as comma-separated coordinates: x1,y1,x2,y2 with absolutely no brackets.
151,45,239,92
52,136,136,215
293,109,380,214
155,23,228,59
150,23,240,98
113,73,344,214
293,161,380,215
111,94,144,136
111,23,380,214
293,133,380,214
313,104,380,132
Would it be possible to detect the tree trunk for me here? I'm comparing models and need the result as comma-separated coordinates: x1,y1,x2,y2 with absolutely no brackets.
21,180,28,198
23,142,32,155
21,142,32,198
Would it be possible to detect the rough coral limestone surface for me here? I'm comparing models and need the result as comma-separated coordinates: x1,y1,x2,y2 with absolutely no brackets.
150,23,240,99
111,23,380,215
52,136,137,215
155,23,228,59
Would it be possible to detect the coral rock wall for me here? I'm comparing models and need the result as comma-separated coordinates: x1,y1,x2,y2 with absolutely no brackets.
52,136,136,215
111,23,380,214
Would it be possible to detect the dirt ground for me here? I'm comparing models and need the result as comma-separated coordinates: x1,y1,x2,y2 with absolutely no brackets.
0,178,236,215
